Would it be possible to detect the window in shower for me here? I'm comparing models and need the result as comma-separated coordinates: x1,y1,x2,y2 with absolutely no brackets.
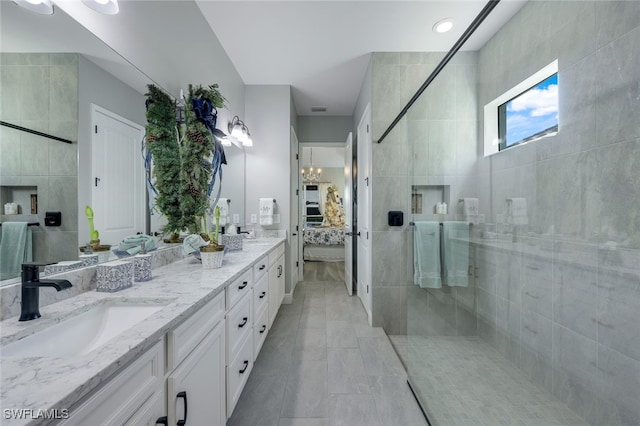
498,73,558,150
483,59,558,156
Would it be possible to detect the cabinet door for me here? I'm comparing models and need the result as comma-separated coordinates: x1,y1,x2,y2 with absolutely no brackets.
276,254,285,307
167,321,225,426
268,262,279,328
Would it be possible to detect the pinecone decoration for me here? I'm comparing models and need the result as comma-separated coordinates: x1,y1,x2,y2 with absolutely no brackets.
187,130,207,145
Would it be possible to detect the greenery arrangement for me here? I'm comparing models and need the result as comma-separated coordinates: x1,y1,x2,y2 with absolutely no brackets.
181,84,226,234
145,83,227,242
145,85,183,240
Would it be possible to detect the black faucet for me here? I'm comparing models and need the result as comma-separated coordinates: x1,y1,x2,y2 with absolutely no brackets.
19,263,72,322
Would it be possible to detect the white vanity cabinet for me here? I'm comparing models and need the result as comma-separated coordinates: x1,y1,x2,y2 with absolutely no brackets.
53,240,287,426
225,270,255,417
59,340,165,426
268,243,286,328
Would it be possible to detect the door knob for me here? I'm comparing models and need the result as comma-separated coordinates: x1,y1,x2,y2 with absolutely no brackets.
345,231,353,236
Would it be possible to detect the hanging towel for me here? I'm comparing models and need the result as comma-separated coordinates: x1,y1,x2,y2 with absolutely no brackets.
457,198,479,224
259,198,275,226
413,221,442,289
442,221,469,287
117,234,156,256
215,198,230,226
0,222,33,280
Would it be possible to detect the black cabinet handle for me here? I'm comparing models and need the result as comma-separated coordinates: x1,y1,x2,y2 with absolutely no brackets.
260,324,267,334
238,317,248,328
259,291,266,299
176,391,188,426
239,360,249,374
155,416,168,425
259,265,266,270
239,281,248,290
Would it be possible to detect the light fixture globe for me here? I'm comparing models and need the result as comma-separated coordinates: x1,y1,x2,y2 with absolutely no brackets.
12,0,53,15
433,18,454,33
81,0,119,15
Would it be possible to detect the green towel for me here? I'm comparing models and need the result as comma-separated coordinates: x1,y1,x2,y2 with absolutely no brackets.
182,234,208,255
413,222,442,289
442,221,469,287
118,234,156,256
0,222,33,280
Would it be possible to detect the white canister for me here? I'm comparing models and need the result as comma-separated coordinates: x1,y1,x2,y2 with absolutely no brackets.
4,203,17,215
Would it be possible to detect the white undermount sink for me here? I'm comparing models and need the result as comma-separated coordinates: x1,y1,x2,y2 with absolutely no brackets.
1,300,170,358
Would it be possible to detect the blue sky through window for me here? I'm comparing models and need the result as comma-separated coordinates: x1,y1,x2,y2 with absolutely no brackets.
505,74,558,146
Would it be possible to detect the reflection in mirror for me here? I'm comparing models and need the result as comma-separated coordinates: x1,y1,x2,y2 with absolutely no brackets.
0,3,246,286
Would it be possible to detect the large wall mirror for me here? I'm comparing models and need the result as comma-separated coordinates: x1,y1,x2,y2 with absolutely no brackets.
0,2,246,286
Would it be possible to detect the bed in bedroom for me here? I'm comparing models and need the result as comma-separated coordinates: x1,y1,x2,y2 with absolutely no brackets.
303,226,345,262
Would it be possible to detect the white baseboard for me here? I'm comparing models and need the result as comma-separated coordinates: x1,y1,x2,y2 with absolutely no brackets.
283,293,293,304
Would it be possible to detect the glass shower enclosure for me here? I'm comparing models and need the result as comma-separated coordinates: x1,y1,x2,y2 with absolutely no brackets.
374,1,640,425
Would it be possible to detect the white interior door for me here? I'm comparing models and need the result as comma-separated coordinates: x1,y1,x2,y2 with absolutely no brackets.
290,126,301,296
91,104,145,246
344,132,353,295
356,105,372,323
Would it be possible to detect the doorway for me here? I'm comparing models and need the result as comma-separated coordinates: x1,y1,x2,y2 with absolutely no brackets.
297,142,351,288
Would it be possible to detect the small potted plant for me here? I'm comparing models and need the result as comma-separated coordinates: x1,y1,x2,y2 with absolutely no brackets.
79,205,111,262
200,206,225,269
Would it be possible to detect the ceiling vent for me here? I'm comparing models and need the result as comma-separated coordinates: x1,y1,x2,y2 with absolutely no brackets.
311,106,327,113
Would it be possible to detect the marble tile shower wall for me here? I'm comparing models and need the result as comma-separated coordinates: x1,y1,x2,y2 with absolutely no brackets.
0,53,79,263
370,51,480,335
474,1,640,425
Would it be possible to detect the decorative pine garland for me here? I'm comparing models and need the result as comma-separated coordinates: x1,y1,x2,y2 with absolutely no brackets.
144,84,183,237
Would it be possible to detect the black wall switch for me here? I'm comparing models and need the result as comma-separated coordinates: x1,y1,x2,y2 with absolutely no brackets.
45,211,62,227
388,211,404,227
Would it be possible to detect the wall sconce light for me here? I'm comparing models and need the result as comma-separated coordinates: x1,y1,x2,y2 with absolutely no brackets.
228,116,253,147
12,0,54,15
12,0,119,15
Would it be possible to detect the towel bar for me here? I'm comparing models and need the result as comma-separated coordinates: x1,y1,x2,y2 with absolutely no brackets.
0,222,40,227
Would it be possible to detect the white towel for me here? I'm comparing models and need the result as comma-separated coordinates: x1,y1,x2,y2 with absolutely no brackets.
507,198,528,225
457,198,479,224
216,198,230,226
259,198,275,226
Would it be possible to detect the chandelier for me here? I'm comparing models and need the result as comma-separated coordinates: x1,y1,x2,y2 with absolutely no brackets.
301,148,322,182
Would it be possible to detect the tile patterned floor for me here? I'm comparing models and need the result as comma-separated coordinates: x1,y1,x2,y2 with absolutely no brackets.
389,335,589,426
227,261,428,426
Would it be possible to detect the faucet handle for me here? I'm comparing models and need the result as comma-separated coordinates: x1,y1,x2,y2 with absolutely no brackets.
22,262,56,270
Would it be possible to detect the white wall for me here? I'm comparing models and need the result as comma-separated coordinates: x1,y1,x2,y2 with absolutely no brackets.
297,116,353,143
244,85,292,231
300,146,345,168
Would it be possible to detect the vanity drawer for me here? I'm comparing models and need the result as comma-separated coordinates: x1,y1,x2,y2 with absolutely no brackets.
253,304,269,361
253,274,268,316
227,331,253,417
253,255,268,282
269,243,285,267
62,340,164,426
226,268,253,310
167,292,225,370
226,291,252,361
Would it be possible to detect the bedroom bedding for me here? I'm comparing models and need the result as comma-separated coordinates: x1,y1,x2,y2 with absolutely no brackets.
303,226,345,261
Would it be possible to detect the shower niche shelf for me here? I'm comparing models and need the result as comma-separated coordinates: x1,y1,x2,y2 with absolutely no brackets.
411,185,449,219
1,185,38,215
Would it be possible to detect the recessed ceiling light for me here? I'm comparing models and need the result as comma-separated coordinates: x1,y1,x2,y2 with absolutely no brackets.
12,0,53,15
433,18,454,33
81,0,119,15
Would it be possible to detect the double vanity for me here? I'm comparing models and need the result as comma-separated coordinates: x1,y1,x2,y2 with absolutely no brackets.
0,238,286,425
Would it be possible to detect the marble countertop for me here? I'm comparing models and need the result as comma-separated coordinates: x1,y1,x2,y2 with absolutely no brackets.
0,237,285,426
